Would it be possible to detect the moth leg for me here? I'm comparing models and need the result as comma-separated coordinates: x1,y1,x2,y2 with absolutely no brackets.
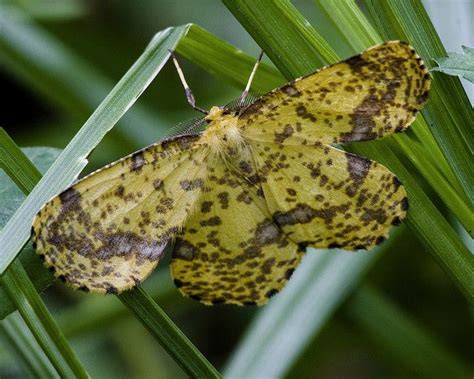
238,50,264,108
170,50,208,115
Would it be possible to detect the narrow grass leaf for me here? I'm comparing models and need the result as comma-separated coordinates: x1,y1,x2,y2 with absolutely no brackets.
0,131,88,377
1,262,88,378
177,25,285,93
0,129,41,193
223,0,338,78
0,147,60,319
1,312,58,378
118,287,221,379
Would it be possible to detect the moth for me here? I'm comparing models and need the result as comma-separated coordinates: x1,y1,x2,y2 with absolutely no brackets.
32,41,430,305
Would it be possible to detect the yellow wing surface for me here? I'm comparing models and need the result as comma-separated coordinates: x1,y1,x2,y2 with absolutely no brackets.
33,135,208,293
170,151,303,305
239,41,430,145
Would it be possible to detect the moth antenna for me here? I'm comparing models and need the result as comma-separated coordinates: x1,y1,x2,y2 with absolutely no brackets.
238,50,264,108
169,50,208,115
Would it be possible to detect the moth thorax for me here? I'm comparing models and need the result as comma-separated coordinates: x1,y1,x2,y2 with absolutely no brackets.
202,106,244,156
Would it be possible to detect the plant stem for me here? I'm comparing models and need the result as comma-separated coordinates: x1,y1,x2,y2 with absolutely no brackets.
119,287,221,378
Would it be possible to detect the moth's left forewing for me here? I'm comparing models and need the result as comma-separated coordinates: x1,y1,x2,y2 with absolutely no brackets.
248,142,407,250
238,41,430,145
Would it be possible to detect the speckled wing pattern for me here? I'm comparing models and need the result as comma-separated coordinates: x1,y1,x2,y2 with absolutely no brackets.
170,150,303,305
32,135,207,294
239,41,430,145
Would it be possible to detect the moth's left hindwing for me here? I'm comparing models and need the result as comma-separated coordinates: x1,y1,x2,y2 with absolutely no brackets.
33,134,208,294
250,142,407,250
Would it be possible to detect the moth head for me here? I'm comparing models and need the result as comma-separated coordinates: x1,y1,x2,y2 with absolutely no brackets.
205,106,224,122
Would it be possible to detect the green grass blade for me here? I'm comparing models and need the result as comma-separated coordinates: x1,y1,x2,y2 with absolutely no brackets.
222,0,337,78
396,136,473,234
1,261,88,378
0,147,59,320
347,285,470,377
0,129,42,192
316,0,381,52
118,287,221,379
1,312,59,378
0,25,190,274
363,0,474,206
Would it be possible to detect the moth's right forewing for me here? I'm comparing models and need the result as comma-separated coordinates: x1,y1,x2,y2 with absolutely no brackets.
32,134,208,294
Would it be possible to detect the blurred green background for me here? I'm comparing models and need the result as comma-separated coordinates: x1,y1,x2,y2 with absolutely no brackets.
0,1,472,378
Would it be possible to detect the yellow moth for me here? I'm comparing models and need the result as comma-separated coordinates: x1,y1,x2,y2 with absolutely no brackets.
32,41,430,305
